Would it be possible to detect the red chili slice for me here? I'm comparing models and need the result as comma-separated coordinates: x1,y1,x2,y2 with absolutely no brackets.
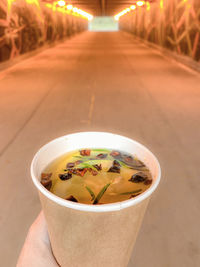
80,149,91,156
41,173,52,190
76,168,87,177
110,151,120,156
96,153,107,159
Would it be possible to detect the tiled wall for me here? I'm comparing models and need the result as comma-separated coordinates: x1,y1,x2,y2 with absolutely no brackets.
120,0,200,61
0,0,88,62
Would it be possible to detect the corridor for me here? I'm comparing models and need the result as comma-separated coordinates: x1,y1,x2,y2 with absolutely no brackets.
0,31,200,267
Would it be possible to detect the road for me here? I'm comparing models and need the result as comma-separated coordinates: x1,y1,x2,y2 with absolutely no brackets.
0,31,200,267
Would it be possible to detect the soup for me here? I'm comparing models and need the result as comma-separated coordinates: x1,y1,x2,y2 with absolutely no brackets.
41,148,153,204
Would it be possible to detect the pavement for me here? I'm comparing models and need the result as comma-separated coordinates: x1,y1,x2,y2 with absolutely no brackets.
0,31,200,267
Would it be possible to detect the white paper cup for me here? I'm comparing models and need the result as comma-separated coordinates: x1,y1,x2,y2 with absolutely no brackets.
31,132,161,267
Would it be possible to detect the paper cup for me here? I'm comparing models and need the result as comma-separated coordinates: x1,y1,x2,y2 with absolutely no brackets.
31,132,161,267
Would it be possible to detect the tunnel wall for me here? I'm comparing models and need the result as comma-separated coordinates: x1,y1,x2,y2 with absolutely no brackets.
119,0,200,61
0,0,88,63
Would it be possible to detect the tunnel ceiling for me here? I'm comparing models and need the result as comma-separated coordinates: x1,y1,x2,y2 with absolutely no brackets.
43,0,156,16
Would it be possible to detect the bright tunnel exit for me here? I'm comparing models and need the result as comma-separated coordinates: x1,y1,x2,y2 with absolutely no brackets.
89,16,118,32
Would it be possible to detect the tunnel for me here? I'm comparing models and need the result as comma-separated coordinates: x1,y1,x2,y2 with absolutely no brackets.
0,1,200,267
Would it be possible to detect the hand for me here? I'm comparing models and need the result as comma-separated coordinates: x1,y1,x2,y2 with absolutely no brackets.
17,211,59,267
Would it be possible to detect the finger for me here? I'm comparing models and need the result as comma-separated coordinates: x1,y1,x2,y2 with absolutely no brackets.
17,211,59,267
28,211,50,246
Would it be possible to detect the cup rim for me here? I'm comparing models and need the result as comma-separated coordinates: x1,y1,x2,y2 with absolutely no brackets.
31,132,161,213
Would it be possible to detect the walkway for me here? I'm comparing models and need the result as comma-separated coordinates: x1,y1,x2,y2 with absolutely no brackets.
0,31,200,267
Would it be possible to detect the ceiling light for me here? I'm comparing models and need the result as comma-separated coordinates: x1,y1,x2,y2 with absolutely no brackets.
57,0,65,7
130,5,136,10
66,4,73,10
136,1,145,7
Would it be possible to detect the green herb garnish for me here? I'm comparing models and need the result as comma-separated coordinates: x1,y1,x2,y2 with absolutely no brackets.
93,148,111,152
118,160,148,171
130,166,148,171
84,159,102,165
120,189,142,195
85,186,95,201
93,183,111,204
117,160,131,168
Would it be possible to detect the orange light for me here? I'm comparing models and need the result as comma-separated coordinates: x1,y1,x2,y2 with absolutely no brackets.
114,4,137,21
88,15,93,21
72,7,78,12
45,3,52,8
114,15,119,21
57,0,65,7
136,1,145,7
8,0,41,13
146,1,150,11
7,0,16,13
160,0,164,9
26,0,40,5
66,4,73,10
130,5,136,10
47,1,92,20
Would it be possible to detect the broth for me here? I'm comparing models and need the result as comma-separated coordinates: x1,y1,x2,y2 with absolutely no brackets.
41,148,153,205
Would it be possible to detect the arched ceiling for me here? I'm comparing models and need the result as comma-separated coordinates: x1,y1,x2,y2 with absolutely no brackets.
43,0,156,16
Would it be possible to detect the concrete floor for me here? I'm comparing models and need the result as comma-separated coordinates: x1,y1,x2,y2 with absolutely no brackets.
0,31,200,267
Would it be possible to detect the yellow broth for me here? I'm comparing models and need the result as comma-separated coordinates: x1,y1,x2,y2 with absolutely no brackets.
41,148,153,204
